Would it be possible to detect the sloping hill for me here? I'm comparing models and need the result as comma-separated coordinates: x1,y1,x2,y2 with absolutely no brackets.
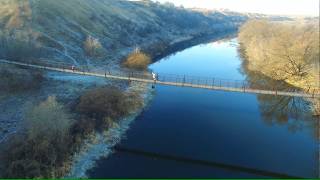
0,0,247,68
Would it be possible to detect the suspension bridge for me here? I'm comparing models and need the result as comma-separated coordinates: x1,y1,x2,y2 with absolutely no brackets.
0,59,319,98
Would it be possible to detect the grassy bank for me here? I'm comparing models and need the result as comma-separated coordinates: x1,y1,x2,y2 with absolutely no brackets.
0,86,143,178
0,0,247,67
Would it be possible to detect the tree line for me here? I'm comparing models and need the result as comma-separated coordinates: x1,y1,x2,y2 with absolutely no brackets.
238,20,319,90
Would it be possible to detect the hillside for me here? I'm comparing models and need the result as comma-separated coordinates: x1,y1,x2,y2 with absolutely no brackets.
0,0,247,69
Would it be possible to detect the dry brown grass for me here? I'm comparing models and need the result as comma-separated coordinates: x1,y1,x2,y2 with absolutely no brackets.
0,80,144,178
0,97,74,178
0,0,32,29
76,86,143,129
123,51,151,70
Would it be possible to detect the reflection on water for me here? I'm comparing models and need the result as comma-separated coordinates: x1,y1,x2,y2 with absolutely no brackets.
238,47,318,137
259,95,312,128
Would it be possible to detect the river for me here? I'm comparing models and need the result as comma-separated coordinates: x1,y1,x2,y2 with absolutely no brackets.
88,38,319,178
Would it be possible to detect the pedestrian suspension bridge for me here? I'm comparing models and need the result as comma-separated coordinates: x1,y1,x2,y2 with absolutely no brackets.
1,59,319,98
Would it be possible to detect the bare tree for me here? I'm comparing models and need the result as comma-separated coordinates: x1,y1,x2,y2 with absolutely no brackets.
83,35,105,57
238,20,319,89
26,96,74,140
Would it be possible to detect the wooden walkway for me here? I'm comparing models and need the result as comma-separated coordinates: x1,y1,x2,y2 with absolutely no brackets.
1,59,319,98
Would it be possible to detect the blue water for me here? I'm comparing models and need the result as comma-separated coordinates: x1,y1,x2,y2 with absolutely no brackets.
88,39,319,178
149,39,244,80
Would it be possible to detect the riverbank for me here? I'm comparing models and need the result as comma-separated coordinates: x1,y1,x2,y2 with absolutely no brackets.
66,82,154,178
66,32,239,178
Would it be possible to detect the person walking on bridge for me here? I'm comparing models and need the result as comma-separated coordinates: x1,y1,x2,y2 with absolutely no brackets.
152,72,157,82
152,72,157,89
71,65,75,72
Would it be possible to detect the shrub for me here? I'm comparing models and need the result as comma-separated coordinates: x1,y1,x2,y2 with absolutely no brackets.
0,97,74,178
76,86,143,131
26,96,74,139
123,49,151,70
0,87,143,178
0,64,43,92
83,35,105,57
0,31,44,61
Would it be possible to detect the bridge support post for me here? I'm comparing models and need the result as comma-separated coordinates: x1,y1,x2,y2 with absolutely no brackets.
307,86,311,93
183,75,186,87
212,78,215,88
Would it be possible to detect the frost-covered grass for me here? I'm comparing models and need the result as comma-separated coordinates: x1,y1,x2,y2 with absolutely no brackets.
67,82,154,178
0,73,150,178
0,64,44,92
0,0,246,68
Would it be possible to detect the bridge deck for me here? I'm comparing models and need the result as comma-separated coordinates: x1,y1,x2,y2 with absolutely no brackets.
0,59,319,98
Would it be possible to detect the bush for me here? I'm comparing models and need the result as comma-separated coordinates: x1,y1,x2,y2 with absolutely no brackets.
26,96,74,139
123,49,151,70
76,86,143,131
0,97,74,178
0,31,44,61
83,35,105,57
0,64,43,92
0,87,143,178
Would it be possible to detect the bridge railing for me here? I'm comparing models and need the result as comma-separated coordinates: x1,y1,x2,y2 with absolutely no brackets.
156,74,249,88
127,71,320,96
3,59,320,96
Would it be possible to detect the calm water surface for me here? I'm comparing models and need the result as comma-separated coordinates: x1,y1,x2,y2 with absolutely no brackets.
88,39,319,178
